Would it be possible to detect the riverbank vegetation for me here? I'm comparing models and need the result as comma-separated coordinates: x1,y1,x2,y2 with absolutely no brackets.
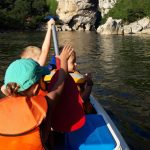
105,0,150,24
0,0,57,30
46,0,57,15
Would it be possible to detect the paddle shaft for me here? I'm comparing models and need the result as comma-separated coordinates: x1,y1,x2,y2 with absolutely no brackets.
52,25,59,56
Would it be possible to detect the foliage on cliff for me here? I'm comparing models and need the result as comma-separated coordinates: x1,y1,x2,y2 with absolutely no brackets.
46,0,57,15
0,0,57,30
106,0,150,23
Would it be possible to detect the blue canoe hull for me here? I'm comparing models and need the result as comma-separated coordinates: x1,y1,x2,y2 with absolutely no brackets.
64,95,130,150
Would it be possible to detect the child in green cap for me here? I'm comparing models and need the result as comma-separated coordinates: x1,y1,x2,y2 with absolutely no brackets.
0,44,74,150
1,19,55,96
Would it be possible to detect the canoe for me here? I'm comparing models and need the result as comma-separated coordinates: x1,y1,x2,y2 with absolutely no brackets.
90,95,130,150
45,69,129,149
52,95,130,150
45,68,129,149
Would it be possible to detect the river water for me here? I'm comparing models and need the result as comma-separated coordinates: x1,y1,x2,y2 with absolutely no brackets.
0,31,150,150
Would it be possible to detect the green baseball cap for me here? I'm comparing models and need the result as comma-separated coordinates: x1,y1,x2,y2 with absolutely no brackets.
4,58,50,92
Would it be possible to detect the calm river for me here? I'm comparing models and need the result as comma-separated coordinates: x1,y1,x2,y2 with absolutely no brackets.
0,31,150,150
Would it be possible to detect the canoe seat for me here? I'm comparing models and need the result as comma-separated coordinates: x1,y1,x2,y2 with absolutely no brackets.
65,114,116,150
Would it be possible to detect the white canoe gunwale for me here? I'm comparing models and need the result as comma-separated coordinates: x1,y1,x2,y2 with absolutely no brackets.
90,95,130,150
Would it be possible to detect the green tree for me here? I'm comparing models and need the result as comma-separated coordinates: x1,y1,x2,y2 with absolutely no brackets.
46,0,57,15
32,0,48,15
0,0,53,30
9,0,30,29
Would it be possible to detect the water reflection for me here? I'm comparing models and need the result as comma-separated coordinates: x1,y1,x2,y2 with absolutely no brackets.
0,32,150,150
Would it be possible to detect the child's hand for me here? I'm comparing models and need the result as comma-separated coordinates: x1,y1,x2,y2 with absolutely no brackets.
60,44,74,61
1,85,10,96
47,18,55,29
84,73,93,86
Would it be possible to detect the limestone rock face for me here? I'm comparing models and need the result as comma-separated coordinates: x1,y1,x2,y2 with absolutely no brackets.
97,17,123,34
123,17,150,34
123,23,142,34
137,17,150,29
139,28,150,34
56,0,99,31
99,0,117,18
97,17,150,35
56,0,77,24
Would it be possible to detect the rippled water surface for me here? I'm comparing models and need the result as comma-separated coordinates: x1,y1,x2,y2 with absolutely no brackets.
0,31,150,150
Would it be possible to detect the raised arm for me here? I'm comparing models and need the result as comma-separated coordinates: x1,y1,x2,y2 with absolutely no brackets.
46,45,74,100
38,19,55,66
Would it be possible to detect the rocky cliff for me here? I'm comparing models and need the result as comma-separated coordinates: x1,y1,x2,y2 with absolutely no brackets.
99,0,117,17
97,17,150,35
55,0,150,34
56,0,99,31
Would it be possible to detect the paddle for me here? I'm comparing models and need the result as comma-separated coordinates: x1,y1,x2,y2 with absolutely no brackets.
48,22,85,132
51,24,61,68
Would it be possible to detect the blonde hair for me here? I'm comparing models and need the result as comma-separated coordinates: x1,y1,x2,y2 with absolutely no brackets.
20,46,41,62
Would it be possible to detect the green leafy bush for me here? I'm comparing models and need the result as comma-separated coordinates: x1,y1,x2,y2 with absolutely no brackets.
106,0,150,23
127,8,146,23
46,0,58,15
0,0,57,30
